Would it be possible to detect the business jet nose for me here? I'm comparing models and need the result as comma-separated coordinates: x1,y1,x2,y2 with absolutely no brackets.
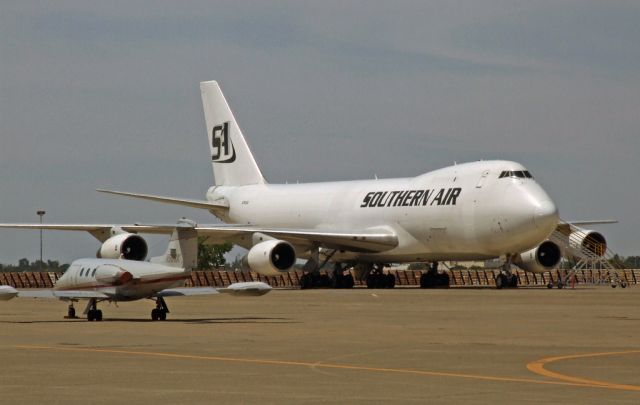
534,200,559,231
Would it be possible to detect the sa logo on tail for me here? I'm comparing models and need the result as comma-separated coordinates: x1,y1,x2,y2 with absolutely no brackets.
212,122,236,163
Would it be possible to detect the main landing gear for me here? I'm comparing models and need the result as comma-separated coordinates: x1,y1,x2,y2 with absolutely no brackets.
85,299,103,321
366,264,395,289
419,262,450,288
495,255,518,289
151,297,169,321
299,264,356,289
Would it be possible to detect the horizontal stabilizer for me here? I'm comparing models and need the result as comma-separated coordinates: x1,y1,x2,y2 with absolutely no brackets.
97,189,228,213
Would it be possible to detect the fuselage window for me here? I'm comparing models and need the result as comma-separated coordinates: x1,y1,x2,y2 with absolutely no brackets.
91,268,97,277
80,268,85,276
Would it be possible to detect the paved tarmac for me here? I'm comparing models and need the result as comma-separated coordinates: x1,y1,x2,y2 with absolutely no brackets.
0,286,639,404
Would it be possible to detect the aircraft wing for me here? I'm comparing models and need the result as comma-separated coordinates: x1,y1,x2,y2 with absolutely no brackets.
0,223,399,253
157,282,272,297
0,287,109,300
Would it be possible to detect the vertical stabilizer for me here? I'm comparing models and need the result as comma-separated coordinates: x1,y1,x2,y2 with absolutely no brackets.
200,81,266,186
151,220,198,270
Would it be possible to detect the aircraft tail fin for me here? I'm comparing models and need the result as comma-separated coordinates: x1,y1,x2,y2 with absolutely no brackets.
200,81,266,186
151,219,198,270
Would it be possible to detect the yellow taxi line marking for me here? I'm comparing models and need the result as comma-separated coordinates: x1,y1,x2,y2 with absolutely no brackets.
527,350,640,392
13,345,635,391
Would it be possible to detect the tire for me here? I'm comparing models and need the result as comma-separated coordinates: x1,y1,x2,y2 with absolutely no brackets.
420,272,434,288
366,274,376,289
344,274,355,289
68,307,76,318
299,274,312,289
438,272,450,288
510,274,518,288
159,310,167,321
385,274,396,289
87,310,95,322
495,274,505,289
96,310,103,322
151,308,159,321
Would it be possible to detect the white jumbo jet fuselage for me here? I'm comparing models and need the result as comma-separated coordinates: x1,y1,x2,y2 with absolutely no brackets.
92,81,560,275
207,160,558,263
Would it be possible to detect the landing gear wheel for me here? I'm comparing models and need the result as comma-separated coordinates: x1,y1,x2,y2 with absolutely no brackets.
557,280,564,289
67,305,76,318
385,273,396,289
495,273,505,289
621,281,627,288
151,308,159,321
547,283,553,289
87,309,102,321
509,274,518,288
299,273,313,289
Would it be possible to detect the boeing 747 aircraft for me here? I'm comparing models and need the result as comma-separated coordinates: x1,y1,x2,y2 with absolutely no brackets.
0,220,271,320
0,81,610,289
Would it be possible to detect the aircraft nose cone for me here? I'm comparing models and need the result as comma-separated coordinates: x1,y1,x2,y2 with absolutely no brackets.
534,200,559,230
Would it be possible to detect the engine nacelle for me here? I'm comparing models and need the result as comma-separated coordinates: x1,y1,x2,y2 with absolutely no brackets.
569,230,607,257
514,241,562,273
97,233,148,261
242,239,296,276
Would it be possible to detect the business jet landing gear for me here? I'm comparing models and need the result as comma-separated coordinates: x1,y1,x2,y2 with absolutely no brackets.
65,302,78,319
366,264,395,289
495,256,518,289
85,299,103,321
151,297,169,321
419,262,450,288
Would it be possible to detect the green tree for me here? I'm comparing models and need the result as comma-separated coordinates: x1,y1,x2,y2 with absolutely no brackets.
197,237,233,270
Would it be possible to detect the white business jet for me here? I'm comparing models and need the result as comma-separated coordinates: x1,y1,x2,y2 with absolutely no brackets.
0,220,271,320
0,81,610,289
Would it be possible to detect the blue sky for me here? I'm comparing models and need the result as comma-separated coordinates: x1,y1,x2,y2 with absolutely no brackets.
1,1,638,262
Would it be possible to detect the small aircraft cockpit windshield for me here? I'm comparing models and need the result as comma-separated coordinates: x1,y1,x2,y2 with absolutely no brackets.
498,170,533,179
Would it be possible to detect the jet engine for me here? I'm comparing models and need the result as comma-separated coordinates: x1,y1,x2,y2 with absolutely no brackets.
569,230,607,257
97,233,148,261
514,241,562,273
242,239,296,276
95,266,134,285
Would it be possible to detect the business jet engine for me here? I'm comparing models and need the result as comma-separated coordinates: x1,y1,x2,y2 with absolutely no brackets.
514,240,562,273
96,233,148,261
242,239,296,276
569,230,607,257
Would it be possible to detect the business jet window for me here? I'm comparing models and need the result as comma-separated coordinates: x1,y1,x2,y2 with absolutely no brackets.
499,171,534,179
92,268,97,277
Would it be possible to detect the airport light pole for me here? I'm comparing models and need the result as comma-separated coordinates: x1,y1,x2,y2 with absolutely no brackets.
37,210,45,271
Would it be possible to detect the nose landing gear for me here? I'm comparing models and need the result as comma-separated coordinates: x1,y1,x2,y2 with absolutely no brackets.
495,255,518,289
151,297,169,321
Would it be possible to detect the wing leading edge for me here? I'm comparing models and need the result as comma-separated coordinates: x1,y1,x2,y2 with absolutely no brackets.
0,223,399,253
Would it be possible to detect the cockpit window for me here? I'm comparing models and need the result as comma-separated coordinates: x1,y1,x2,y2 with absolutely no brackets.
499,170,533,179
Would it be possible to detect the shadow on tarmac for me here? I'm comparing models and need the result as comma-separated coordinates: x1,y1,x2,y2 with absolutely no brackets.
0,316,298,324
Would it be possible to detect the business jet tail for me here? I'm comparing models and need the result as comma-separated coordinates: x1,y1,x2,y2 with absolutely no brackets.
151,220,198,270
200,80,266,186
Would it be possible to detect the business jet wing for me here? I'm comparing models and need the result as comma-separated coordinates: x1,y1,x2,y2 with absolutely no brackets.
0,287,109,300
0,223,399,253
